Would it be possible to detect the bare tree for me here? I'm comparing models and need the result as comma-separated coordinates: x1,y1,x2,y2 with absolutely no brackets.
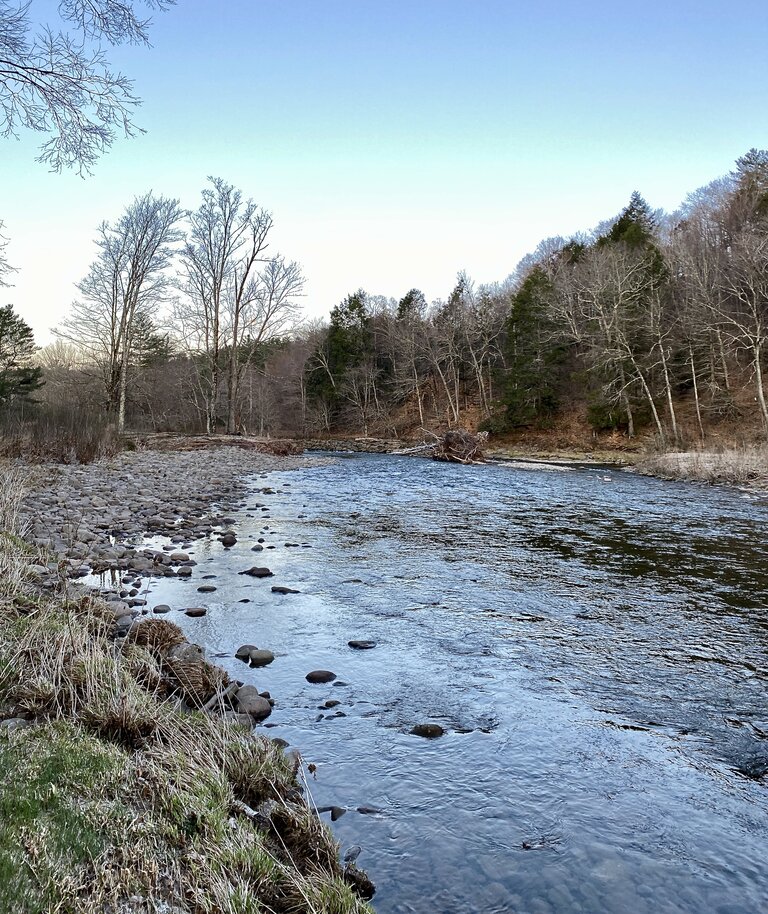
56,191,182,429
0,219,14,285
176,178,304,434
1,0,175,173
718,230,768,435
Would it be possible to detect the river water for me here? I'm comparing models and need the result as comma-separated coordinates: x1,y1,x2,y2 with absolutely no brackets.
136,454,768,913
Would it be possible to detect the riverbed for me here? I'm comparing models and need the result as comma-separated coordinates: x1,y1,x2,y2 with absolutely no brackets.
100,453,768,913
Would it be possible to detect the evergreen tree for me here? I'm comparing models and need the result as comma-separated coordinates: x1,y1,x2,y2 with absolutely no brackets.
501,268,567,427
0,304,43,412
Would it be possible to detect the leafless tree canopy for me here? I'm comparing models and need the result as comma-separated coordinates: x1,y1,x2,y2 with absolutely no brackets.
0,0,174,172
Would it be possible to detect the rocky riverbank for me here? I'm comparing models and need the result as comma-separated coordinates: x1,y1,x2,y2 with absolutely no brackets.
1,448,375,914
20,447,332,575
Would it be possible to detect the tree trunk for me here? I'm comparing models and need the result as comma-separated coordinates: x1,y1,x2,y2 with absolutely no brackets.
618,364,635,438
717,329,731,391
754,342,768,436
690,345,705,442
659,344,679,444
117,345,130,432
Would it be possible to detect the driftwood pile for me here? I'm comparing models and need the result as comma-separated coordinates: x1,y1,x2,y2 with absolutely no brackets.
396,429,488,464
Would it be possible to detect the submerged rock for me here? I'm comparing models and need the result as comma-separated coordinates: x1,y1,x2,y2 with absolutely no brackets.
348,639,377,650
184,607,207,618
411,723,444,739
271,585,300,594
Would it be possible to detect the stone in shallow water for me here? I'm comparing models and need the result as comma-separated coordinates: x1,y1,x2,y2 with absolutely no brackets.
235,644,258,661
238,566,274,578
411,723,444,739
306,670,336,684
185,607,207,618
152,604,172,614
271,585,300,594
197,584,217,593
235,685,272,721
249,649,275,667
348,639,377,650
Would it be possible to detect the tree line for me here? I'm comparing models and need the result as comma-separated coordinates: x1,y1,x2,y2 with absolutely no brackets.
2,149,768,445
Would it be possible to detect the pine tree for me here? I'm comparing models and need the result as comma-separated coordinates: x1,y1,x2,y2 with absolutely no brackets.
0,304,43,412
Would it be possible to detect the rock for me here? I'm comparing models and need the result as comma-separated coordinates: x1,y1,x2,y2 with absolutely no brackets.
330,806,346,821
238,598,251,603
111,602,134,620
168,643,204,664
249,649,275,667
323,699,341,709
197,585,217,593
271,585,300,594
239,567,274,578
235,644,258,661
176,566,192,578
235,685,272,721
251,544,263,551
343,845,362,864
220,711,255,727
348,640,377,650
221,533,237,547
184,607,207,618
170,552,189,562
0,718,33,732
306,670,336,684
153,604,172,614
411,723,444,739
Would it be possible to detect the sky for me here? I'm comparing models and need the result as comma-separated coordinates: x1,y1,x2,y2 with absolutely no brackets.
2,0,767,345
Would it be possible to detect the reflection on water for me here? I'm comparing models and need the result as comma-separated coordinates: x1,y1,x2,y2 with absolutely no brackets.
134,455,768,914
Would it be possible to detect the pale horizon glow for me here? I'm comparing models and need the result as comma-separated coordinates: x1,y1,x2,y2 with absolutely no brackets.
2,0,767,345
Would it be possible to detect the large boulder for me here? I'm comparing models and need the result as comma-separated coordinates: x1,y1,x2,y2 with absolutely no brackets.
235,685,272,721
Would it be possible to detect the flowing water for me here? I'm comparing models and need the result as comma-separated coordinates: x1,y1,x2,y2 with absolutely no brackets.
134,454,768,913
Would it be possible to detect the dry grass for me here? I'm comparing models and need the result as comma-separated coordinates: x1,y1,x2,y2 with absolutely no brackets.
0,461,43,604
637,445,768,488
0,406,122,464
0,523,373,913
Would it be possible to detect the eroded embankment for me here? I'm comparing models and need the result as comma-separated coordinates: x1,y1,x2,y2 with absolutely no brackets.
0,450,374,914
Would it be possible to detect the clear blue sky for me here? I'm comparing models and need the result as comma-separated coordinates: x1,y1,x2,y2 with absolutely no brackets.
2,0,767,343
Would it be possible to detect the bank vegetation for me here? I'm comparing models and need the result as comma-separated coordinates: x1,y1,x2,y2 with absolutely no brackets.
0,463,373,914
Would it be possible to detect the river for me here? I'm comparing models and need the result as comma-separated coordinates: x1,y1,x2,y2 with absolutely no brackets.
136,453,768,914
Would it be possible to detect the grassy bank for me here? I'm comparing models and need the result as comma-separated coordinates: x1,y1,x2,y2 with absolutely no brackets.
0,462,373,914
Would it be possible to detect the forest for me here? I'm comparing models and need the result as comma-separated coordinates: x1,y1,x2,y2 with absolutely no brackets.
2,150,768,451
